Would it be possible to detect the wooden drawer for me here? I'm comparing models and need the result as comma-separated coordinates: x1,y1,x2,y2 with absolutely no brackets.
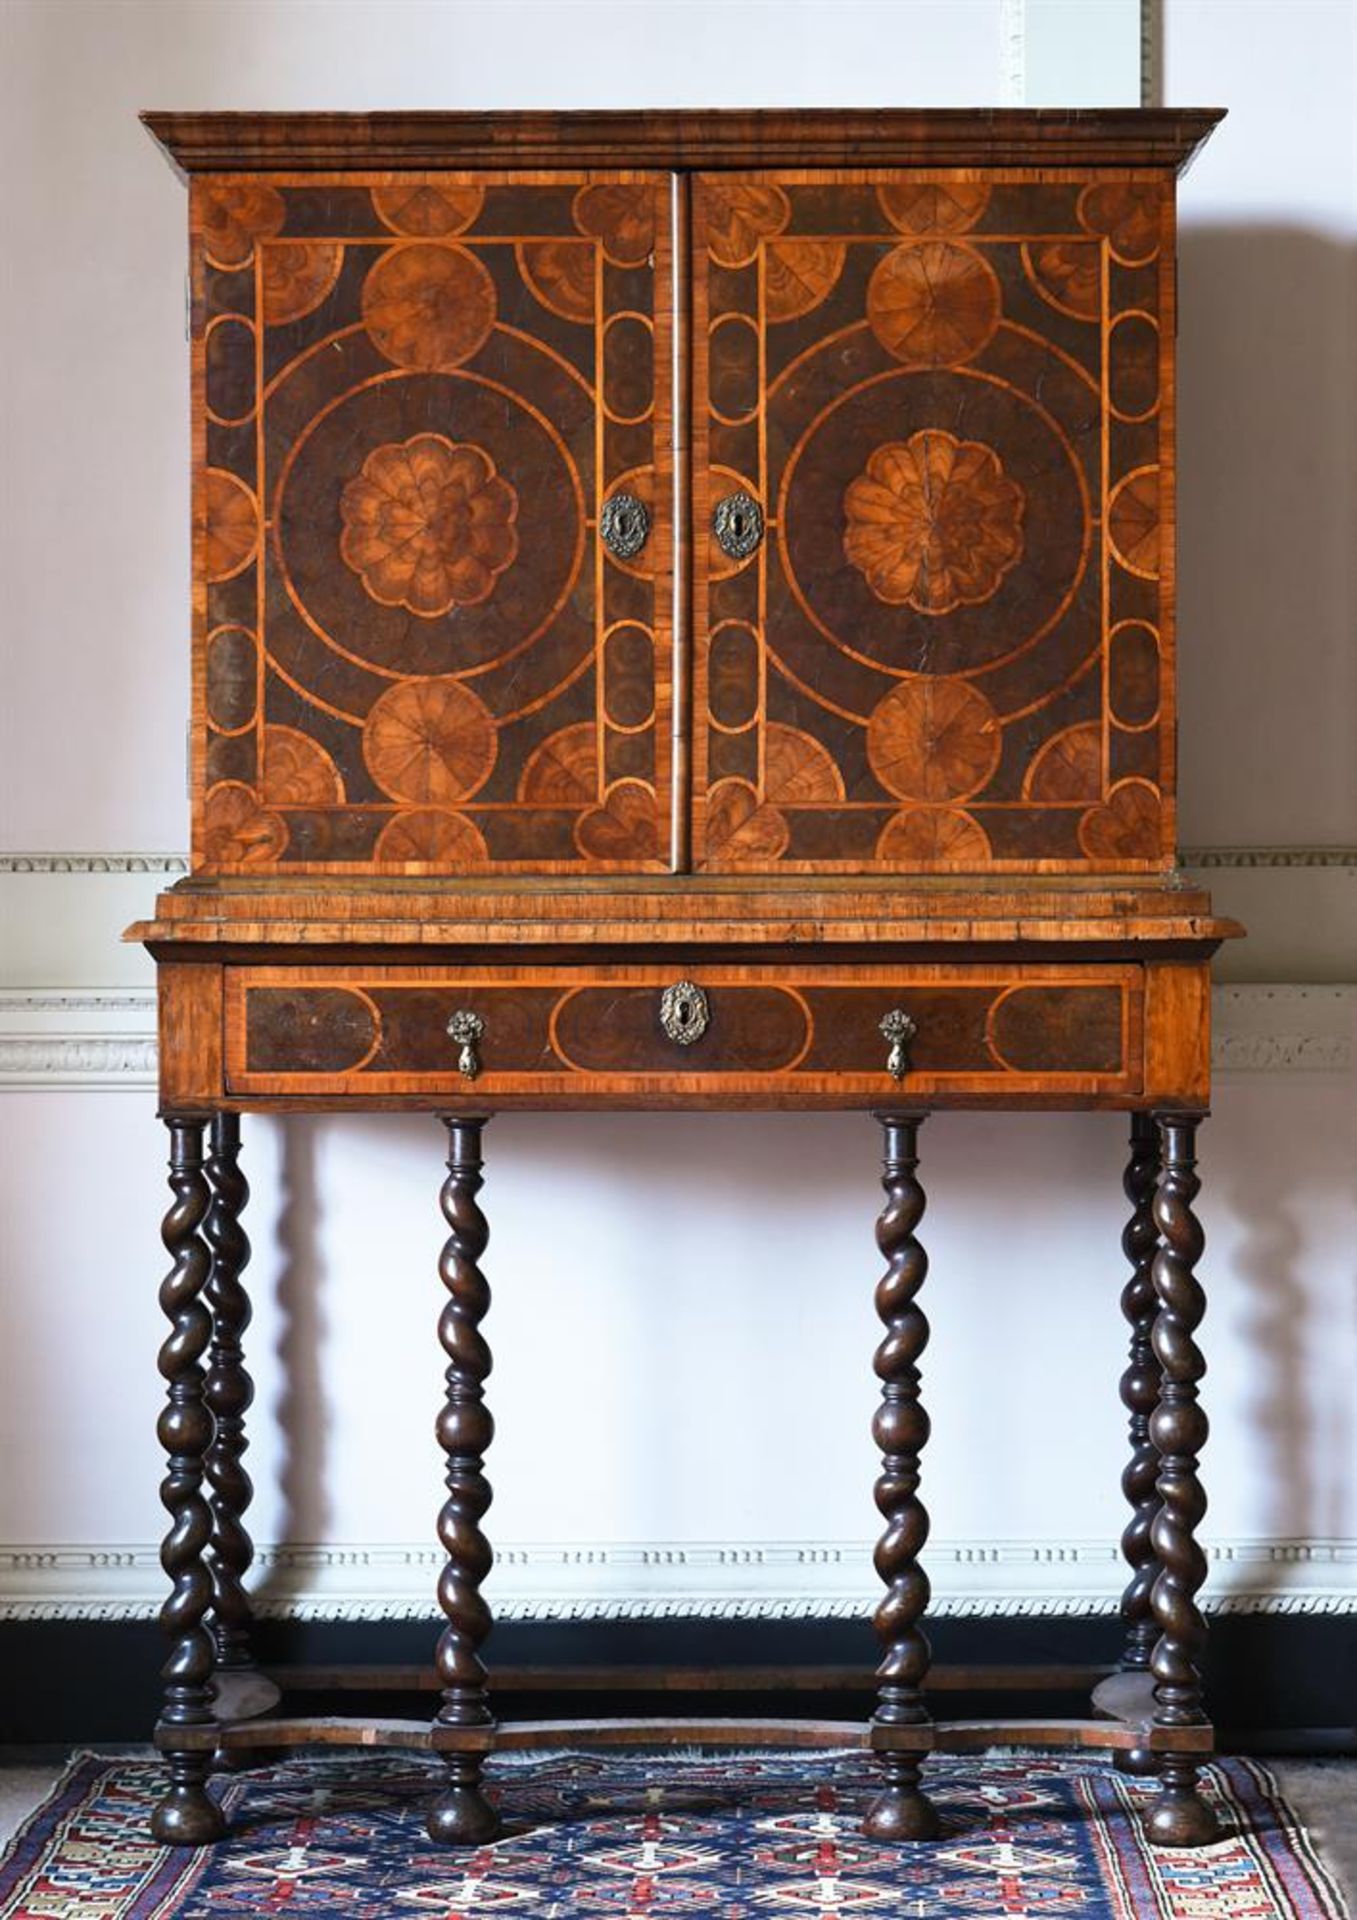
224,963,1144,1106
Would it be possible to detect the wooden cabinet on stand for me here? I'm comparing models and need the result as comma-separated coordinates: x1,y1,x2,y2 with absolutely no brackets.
130,106,1239,1852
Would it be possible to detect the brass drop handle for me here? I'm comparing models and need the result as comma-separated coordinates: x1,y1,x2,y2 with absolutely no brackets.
880,1008,917,1082
600,491,650,560
659,979,710,1047
712,490,764,559
447,1009,485,1081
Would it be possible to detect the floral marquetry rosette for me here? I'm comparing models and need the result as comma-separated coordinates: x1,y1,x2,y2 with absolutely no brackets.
843,431,1025,614
362,678,498,806
340,436,519,617
361,243,497,370
518,241,596,324
1024,240,1102,320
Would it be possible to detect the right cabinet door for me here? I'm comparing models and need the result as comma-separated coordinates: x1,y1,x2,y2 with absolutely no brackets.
691,171,1174,875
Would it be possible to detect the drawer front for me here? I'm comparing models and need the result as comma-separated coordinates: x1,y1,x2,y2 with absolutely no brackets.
225,964,1143,1104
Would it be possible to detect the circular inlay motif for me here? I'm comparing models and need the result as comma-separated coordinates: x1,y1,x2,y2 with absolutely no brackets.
573,183,656,266
1078,183,1161,265
878,183,990,235
876,806,992,863
261,242,344,327
1078,779,1162,860
260,726,345,806
339,434,519,617
843,430,1024,614
780,369,1088,681
374,808,489,863
372,184,483,237
199,183,284,268
362,244,497,371
519,241,595,324
866,678,1001,803
202,783,287,866
1108,466,1160,578
866,242,1001,368
703,182,790,267
763,241,846,323
203,469,258,582
362,677,497,804
275,369,584,687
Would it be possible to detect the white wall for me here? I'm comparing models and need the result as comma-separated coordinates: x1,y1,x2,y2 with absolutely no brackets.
0,0,1353,1625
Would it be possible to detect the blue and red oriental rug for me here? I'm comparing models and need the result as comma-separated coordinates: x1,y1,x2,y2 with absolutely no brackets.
0,1748,1346,1918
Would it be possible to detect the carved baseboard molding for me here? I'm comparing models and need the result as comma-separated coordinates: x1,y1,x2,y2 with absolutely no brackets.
0,1535,1351,1622
1,985,1352,1088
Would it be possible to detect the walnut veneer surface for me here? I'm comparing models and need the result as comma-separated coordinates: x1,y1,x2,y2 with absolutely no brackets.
131,108,1237,1854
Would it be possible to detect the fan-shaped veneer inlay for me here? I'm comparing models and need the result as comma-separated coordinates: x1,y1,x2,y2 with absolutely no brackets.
866,242,1001,368
867,679,1002,803
362,244,498,370
362,678,498,805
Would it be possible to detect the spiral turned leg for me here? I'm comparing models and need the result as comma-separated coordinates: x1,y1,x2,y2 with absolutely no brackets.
1146,1116,1220,1848
428,1117,501,1847
151,1118,226,1847
863,1114,939,1843
1115,1114,1165,1777
204,1115,256,1673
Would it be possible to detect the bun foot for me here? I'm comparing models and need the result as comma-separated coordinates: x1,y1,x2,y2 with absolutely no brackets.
863,1758,940,1842
1115,1745,1163,1777
427,1758,501,1847
150,1763,226,1846
1145,1767,1221,1848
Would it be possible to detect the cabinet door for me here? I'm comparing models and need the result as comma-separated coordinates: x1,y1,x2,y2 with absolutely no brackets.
691,172,1174,873
193,173,673,874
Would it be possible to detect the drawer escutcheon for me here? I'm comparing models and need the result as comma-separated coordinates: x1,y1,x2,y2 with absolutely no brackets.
659,980,710,1047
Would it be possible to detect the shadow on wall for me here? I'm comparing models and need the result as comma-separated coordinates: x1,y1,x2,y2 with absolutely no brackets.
1176,226,1357,847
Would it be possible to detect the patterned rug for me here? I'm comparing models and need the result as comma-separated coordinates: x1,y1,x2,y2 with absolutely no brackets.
0,1748,1347,1919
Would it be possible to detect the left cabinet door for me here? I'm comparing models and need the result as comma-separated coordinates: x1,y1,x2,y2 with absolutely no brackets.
193,172,675,875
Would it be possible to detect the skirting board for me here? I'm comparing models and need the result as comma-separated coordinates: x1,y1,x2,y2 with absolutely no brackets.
1,1535,1352,1624
1,984,1353,1088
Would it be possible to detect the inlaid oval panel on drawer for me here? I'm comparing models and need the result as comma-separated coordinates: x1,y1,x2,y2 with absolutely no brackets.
226,964,1143,1105
553,985,808,1074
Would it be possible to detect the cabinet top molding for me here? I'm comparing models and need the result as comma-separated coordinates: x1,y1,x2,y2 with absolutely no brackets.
140,107,1225,179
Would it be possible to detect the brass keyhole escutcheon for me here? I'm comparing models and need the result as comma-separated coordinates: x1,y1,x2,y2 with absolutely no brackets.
713,490,764,560
447,1009,485,1081
659,980,710,1047
600,491,650,561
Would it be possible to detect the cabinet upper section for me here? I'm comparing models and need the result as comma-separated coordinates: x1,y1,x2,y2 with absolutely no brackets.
146,110,1223,881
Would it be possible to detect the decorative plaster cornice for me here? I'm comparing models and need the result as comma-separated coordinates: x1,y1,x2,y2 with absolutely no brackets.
1179,846,1357,869
0,852,188,874
0,1536,1350,1623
